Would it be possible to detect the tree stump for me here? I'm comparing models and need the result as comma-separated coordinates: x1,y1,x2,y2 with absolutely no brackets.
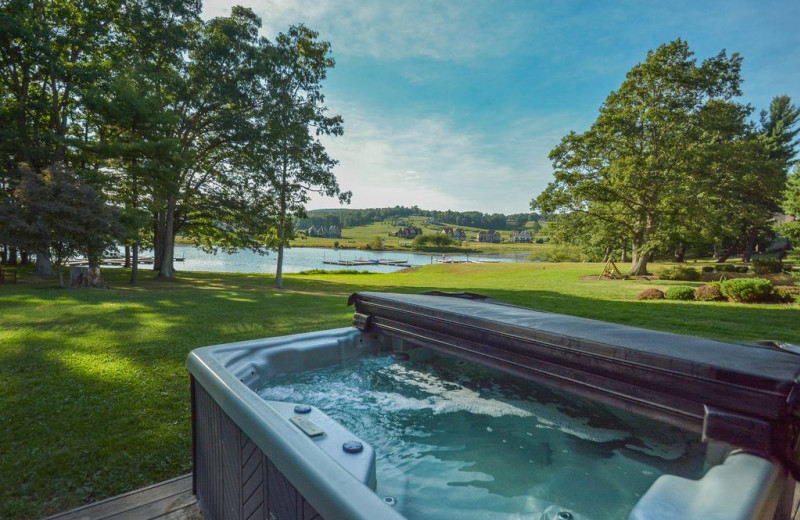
70,266,108,289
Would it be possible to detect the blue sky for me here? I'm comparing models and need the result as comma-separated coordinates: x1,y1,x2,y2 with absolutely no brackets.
203,0,800,214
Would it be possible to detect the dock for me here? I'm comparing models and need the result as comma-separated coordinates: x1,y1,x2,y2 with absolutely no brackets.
67,256,184,267
322,259,409,267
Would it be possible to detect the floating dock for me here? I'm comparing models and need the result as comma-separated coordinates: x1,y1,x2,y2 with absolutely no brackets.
322,259,409,267
67,256,184,267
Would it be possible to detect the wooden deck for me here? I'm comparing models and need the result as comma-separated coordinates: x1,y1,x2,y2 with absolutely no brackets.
37,473,800,520
43,475,202,520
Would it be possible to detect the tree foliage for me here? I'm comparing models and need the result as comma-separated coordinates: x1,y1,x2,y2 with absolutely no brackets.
532,40,795,274
243,25,349,288
0,1,349,283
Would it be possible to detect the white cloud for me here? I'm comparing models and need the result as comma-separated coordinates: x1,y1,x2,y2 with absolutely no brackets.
307,103,575,213
202,0,536,63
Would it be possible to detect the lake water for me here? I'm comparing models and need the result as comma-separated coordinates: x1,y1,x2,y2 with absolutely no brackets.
164,245,520,274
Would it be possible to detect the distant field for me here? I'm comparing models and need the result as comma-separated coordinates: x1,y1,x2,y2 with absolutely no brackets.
2,262,798,519
294,216,544,254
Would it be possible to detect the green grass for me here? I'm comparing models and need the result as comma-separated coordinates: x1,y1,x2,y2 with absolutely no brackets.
1,262,798,518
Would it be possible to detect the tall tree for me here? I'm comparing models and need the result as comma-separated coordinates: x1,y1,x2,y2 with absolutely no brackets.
0,0,121,274
533,39,751,275
777,166,800,246
0,163,114,286
247,25,350,289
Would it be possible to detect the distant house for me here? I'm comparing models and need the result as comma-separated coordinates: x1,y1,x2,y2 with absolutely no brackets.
307,225,342,238
389,226,422,239
509,230,532,243
441,227,467,241
477,230,501,243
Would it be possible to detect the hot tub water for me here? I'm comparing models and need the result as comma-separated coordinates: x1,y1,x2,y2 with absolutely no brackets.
257,348,707,520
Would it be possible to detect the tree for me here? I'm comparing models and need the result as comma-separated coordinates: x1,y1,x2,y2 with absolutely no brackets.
533,39,753,275
0,0,122,275
777,166,800,245
0,163,114,286
708,96,799,262
247,25,350,289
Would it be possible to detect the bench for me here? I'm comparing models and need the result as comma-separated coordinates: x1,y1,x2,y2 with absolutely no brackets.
0,268,17,284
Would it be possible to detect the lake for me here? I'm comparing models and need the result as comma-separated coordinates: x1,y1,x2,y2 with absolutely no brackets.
163,245,520,274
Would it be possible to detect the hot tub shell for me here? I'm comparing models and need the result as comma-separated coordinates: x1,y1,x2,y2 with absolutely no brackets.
187,292,800,520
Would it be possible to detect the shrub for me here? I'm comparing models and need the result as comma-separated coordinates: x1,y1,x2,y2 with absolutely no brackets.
735,266,749,273
714,264,737,273
720,278,775,303
658,266,702,281
775,286,800,304
665,286,696,301
369,236,385,250
636,288,665,300
411,233,455,249
701,266,715,273
751,257,783,275
694,284,724,302
527,244,584,262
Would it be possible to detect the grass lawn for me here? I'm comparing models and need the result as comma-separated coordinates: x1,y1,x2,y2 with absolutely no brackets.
1,262,798,519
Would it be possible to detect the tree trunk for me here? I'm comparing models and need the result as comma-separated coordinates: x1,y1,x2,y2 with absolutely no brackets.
274,163,288,289
153,210,164,271
741,227,758,263
673,243,686,263
629,254,650,276
70,266,108,289
629,239,650,276
158,193,177,278
130,242,139,286
20,250,29,264
87,247,100,270
621,241,628,263
275,242,284,289
8,247,17,266
34,249,54,276
1,245,6,264
124,245,131,268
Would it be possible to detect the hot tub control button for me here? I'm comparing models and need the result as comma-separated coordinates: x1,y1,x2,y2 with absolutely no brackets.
293,404,312,414
342,441,364,454
557,512,574,520
289,416,325,438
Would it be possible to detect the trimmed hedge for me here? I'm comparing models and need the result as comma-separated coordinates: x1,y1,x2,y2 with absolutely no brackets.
694,284,724,302
720,278,775,303
636,288,665,300
752,257,783,275
775,286,800,304
658,266,702,281
665,286,696,301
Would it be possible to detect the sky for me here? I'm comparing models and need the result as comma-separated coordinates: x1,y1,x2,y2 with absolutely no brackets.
203,0,800,214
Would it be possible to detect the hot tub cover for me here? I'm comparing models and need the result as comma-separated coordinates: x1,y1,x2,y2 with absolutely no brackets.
349,291,800,477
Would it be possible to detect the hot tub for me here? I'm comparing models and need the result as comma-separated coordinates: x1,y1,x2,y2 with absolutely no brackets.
186,292,800,520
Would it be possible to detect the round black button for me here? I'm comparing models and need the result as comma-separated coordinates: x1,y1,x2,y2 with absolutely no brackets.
342,441,364,454
294,404,312,414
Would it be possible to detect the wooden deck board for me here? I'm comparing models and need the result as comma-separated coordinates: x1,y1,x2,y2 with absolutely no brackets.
43,475,202,520
38,472,800,520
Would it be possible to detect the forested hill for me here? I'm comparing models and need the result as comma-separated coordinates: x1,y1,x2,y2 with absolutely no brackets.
299,207,541,230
